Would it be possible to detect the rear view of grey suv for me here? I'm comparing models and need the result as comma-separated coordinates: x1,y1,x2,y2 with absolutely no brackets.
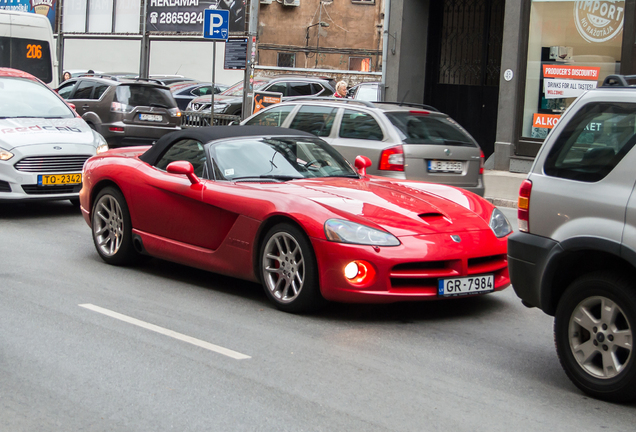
508,79,636,402
57,76,181,148
242,99,484,195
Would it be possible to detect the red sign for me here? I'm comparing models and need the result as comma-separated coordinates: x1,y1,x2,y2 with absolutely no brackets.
543,65,600,80
533,113,561,129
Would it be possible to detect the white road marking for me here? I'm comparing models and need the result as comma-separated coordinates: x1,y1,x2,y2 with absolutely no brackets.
79,303,251,360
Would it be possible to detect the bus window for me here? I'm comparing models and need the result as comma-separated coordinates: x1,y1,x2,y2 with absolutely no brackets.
0,37,53,84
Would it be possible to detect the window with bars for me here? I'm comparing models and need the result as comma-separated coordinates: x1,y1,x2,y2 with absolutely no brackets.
277,52,296,68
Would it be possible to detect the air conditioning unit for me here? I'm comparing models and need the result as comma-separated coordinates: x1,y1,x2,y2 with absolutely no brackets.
260,0,273,4
283,0,300,6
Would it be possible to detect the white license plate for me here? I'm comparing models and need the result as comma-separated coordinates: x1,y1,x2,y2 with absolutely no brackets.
139,113,163,122
438,274,494,297
428,160,464,173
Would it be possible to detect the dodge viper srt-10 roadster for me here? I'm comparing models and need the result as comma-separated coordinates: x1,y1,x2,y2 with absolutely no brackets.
80,126,512,312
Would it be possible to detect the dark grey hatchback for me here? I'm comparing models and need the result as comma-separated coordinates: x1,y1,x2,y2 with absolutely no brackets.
57,75,181,148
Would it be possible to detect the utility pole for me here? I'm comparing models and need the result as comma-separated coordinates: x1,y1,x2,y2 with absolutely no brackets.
139,0,150,79
241,0,259,120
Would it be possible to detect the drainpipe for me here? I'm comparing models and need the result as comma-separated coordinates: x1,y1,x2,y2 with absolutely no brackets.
381,0,391,101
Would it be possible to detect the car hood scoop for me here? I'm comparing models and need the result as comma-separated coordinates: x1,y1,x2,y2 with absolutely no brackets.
248,177,489,236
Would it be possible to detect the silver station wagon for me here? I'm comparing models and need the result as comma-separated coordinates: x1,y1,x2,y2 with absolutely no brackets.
241,98,485,195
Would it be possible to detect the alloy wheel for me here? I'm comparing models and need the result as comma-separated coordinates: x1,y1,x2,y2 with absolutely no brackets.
93,194,124,257
262,232,305,303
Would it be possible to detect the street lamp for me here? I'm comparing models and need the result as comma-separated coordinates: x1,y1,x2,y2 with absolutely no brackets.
305,22,329,68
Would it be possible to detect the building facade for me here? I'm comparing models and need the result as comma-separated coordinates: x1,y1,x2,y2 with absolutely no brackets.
384,0,635,172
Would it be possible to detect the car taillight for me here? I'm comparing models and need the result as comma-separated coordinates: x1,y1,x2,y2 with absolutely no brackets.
518,179,532,232
379,145,404,171
109,126,124,132
479,149,485,175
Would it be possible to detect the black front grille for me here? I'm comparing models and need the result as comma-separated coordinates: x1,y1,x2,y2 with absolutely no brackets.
21,184,81,195
0,180,11,192
14,155,91,173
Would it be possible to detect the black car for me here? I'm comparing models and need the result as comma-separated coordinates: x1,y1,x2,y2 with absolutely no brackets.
171,81,229,111
186,75,336,117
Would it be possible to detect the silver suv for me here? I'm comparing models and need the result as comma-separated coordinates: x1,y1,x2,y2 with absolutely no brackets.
508,77,636,402
241,99,485,195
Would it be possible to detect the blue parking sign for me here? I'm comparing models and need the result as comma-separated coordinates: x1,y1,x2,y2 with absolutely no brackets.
203,9,230,41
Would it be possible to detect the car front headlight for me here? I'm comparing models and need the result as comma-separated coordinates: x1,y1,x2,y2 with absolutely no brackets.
490,207,512,238
93,131,109,154
213,103,228,113
0,148,14,161
324,219,400,246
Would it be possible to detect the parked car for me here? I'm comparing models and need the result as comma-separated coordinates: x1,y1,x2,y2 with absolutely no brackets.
186,75,336,117
79,126,511,313
348,81,381,102
242,98,485,196
0,68,108,204
56,75,181,148
171,82,229,111
508,76,636,402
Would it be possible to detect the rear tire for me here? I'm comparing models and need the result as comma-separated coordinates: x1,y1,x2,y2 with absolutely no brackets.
91,187,139,266
554,272,636,402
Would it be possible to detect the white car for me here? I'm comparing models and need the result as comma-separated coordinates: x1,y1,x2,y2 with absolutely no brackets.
0,68,108,204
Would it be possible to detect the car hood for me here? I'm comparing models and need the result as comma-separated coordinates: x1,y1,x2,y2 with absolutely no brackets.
245,177,492,237
0,118,94,151
190,95,242,105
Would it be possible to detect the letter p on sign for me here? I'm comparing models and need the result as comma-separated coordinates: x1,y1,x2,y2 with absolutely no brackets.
203,9,230,41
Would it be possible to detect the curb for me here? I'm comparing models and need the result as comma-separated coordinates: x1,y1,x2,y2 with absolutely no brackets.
485,197,517,208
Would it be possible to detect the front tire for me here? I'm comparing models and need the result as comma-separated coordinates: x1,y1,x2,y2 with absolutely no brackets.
554,272,636,402
91,187,138,266
260,223,325,313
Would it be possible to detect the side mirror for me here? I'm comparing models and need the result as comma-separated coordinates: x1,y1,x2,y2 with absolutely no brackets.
167,161,200,185
354,155,372,176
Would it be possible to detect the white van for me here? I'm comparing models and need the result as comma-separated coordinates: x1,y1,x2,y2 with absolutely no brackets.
0,9,57,87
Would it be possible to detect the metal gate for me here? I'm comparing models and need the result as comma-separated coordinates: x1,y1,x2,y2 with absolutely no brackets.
424,0,504,157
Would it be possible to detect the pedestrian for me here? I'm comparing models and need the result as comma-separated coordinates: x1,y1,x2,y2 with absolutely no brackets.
334,81,348,98
62,71,71,82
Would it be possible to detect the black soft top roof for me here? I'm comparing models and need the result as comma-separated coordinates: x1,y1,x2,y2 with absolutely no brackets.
138,126,315,165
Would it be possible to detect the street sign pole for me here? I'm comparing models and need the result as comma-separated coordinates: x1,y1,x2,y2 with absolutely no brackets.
211,41,216,127
203,9,229,127
242,0,260,120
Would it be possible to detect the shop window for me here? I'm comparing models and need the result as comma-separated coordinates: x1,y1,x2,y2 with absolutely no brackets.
277,52,295,68
522,1,624,139
349,57,371,72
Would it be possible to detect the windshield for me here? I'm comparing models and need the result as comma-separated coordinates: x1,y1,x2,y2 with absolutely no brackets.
0,77,74,119
114,85,177,108
211,136,358,181
220,79,269,97
386,112,476,145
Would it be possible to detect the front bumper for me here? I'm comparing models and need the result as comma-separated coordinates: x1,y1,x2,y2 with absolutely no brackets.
507,231,559,311
0,144,94,202
312,230,509,303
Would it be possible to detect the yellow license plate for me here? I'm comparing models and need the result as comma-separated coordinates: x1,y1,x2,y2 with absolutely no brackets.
38,173,82,186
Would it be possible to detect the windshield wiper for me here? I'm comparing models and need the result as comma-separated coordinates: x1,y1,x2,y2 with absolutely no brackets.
232,174,304,181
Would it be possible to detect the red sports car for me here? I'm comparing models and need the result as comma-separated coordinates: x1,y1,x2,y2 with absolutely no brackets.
80,126,511,312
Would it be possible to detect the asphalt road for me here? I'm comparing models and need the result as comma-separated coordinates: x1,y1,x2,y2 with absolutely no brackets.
1,201,634,431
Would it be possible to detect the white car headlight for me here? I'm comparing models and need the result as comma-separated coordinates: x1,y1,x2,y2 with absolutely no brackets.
490,207,512,238
324,219,400,246
0,148,14,161
93,131,109,154
213,103,228,113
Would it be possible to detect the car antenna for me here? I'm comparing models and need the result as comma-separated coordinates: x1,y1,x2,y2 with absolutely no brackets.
399,90,410,106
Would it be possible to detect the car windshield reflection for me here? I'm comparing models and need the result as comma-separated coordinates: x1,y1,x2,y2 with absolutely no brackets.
0,77,75,119
212,137,358,181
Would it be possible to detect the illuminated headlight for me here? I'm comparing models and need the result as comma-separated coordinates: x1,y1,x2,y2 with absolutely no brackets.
490,208,512,238
93,131,109,154
324,219,400,246
0,148,14,161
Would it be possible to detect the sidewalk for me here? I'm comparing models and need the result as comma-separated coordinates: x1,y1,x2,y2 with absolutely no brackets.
483,169,527,208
